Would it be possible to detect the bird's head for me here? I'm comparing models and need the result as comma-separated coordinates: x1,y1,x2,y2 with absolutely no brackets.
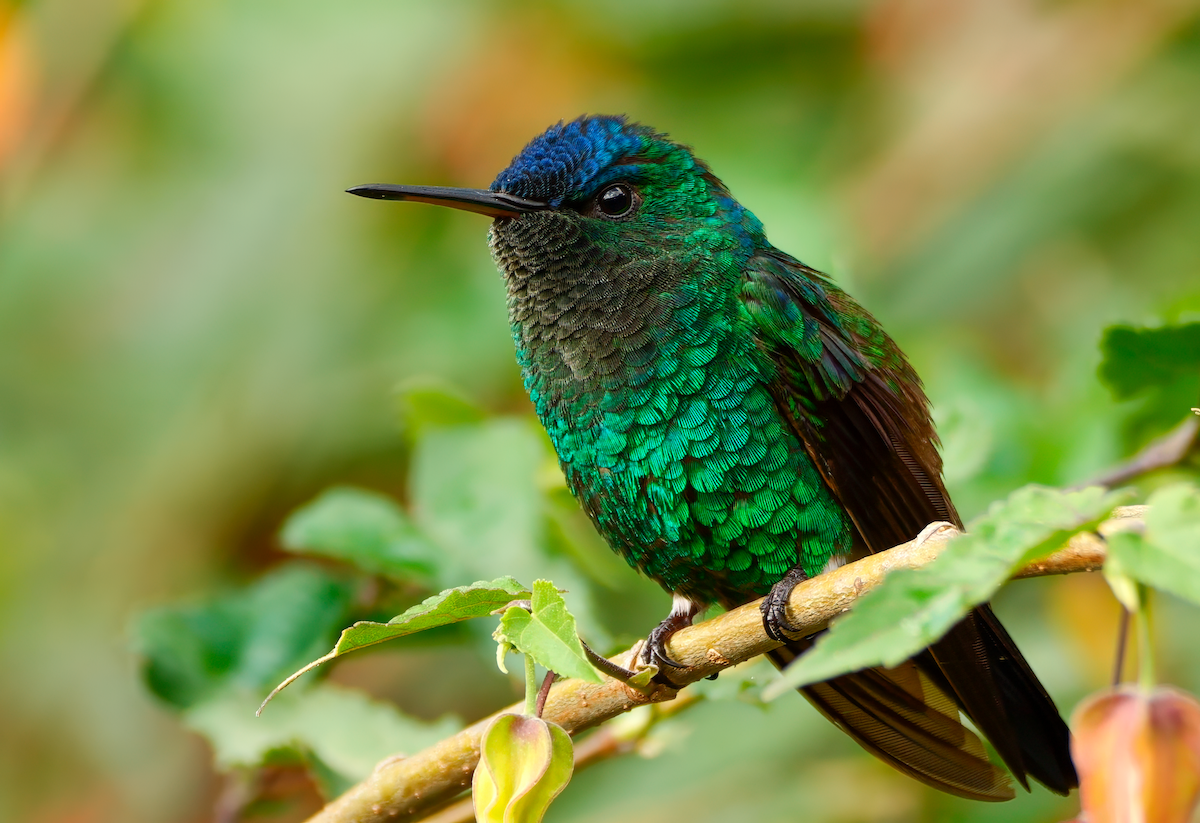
350,115,766,272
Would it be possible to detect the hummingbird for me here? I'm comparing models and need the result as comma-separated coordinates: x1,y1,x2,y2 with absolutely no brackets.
350,115,1077,800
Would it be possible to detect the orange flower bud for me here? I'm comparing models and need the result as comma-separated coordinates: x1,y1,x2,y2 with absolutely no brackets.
1071,685,1200,823
473,713,573,823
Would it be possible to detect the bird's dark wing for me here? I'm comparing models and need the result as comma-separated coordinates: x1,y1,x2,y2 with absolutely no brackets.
740,250,1076,796
739,250,955,546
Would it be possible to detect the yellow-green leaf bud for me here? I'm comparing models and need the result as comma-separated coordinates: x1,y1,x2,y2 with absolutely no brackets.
473,713,573,823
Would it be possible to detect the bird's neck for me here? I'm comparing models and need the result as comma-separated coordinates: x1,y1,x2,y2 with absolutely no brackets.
490,213,762,453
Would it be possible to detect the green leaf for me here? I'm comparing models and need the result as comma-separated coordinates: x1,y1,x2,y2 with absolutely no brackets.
934,396,995,486
280,486,441,583
1099,323,1200,439
409,416,607,642
764,485,1128,699
497,580,601,683
411,419,545,583
394,378,485,434
1106,483,1200,607
624,665,660,691
260,577,532,710
1101,553,1142,613
185,683,460,799
356,576,531,647
1099,323,1200,400
133,564,356,710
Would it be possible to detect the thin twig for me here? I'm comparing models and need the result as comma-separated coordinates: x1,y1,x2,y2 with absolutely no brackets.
1113,606,1131,687
1076,416,1199,490
535,670,556,719
304,506,1143,823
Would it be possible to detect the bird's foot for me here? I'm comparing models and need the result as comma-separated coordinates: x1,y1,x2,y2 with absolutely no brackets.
641,614,691,669
760,565,810,642
640,595,705,669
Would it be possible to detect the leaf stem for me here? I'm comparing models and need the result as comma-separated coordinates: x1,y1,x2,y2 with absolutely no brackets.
523,653,538,716
1137,585,1155,690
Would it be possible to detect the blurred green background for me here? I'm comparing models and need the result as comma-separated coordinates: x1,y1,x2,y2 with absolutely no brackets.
3,1,1200,822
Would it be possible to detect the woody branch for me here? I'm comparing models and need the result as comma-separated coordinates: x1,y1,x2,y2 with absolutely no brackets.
306,506,1146,823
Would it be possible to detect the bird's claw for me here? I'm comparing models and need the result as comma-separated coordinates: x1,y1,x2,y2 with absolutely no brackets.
761,566,809,642
640,612,694,669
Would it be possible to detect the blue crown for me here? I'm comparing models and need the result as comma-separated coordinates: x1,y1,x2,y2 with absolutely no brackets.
490,115,651,206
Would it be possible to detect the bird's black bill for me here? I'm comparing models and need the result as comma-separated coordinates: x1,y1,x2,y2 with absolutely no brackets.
346,184,548,219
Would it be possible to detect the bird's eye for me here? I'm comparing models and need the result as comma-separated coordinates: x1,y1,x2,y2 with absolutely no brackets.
595,183,637,218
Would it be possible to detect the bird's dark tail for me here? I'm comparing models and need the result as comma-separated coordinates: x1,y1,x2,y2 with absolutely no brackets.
929,605,1078,794
767,605,1076,801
